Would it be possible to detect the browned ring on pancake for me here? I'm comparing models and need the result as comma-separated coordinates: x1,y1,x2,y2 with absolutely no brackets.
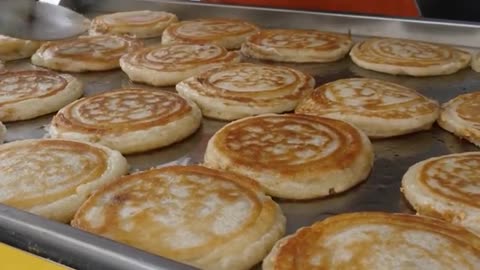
350,38,471,76
264,212,480,270
438,91,480,147
241,29,353,63
295,78,439,137
0,139,128,222
176,63,315,120
90,10,178,38
120,43,241,86
50,88,202,154
31,35,143,72
0,70,83,122
72,165,285,270
204,114,373,199
402,152,480,235
162,18,259,49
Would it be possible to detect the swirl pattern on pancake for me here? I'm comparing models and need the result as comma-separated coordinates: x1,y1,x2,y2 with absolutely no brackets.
0,139,128,222
204,114,373,199
264,212,480,270
402,152,480,236
241,29,353,63
350,38,471,76
295,78,439,138
162,18,259,49
72,165,285,270
50,88,202,154
472,52,480,72
0,35,41,61
120,43,240,86
176,63,315,120
0,70,83,122
0,121,5,143
31,35,143,72
438,92,480,147
89,10,178,38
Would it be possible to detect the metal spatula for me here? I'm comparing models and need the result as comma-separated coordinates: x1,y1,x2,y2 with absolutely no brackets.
0,0,89,40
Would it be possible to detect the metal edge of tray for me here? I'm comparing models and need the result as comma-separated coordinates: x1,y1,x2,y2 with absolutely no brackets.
1,0,479,269
82,0,480,47
0,203,198,270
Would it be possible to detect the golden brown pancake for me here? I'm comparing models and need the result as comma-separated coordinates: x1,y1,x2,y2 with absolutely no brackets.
0,139,128,222
438,91,480,147
89,10,178,38
31,35,143,72
241,29,353,63
72,165,285,270
162,18,259,49
0,35,41,61
350,38,471,76
0,70,83,122
120,43,241,86
204,114,373,199
295,78,440,138
402,152,480,236
176,63,315,120
264,212,480,270
50,88,202,154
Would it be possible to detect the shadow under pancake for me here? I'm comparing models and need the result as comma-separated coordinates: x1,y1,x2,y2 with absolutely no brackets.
125,118,228,172
349,63,480,103
241,55,354,87
125,123,205,172
4,113,53,142
73,69,127,96
431,124,479,153
372,129,434,160
121,76,176,92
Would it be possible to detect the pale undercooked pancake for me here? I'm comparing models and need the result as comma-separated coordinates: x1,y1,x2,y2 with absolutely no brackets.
263,212,480,270
162,18,259,49
438,91,480,147
50,88,202,154
402,152,480,236
472,51,480,72
0,70,83,122
120,43,240,86
89,10,178,38
0,35,41,61
0,122,5,143
31,35,142,72
350,38,471,76
0,139,128,222
176,63,315,120
295,78,440,138
72,165,285,270
241,29,353,63
204,114,373,199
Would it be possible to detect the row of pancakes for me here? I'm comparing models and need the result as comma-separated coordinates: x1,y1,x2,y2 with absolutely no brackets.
0,10,479,77
0,68,479,151
0,9,480,269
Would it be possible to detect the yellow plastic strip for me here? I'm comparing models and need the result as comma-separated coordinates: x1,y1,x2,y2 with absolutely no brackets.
0,243,72,270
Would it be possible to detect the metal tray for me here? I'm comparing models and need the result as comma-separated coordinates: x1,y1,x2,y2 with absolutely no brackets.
1,0,480,269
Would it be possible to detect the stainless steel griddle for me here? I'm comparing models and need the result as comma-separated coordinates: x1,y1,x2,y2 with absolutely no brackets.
1,0,480,269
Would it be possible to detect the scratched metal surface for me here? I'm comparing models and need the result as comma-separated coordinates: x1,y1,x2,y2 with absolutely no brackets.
1,0,480,269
